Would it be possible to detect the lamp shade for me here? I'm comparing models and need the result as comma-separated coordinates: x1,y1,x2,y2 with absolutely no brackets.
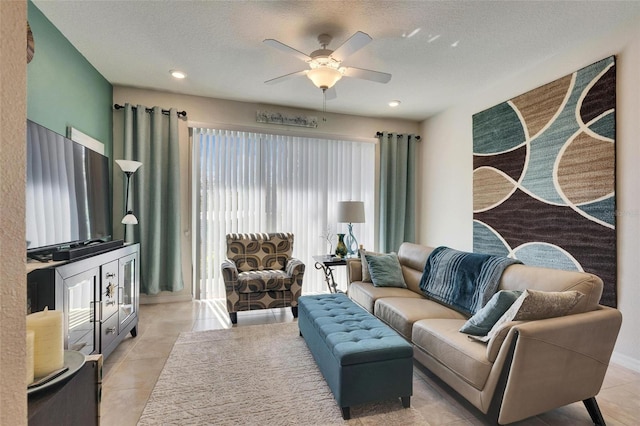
115,159,142,173
121,213,138,225
307,66,343,89
337,201,365,224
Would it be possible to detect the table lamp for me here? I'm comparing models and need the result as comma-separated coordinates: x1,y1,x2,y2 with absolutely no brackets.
337,201,365,257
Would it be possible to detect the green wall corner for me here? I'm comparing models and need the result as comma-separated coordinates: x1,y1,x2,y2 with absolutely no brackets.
27,1,113,158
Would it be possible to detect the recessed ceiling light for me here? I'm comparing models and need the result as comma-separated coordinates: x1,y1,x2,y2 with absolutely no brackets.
170,70,186,79
388,100,401,107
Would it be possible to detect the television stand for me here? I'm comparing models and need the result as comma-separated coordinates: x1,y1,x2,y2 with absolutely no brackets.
27,243,139,360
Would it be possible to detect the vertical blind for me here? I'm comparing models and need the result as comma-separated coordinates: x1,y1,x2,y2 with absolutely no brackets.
192,128,375,299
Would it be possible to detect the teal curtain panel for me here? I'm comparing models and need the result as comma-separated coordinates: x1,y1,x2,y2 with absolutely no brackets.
123,104,184,295
378,132,419,252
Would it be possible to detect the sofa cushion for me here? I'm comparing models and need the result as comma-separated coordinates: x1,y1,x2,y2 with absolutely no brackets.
397,243,435,294
497,264,602,314
459,290,522,336
412,319,492,391
365,252,407,288
236,270,292,293
348,281,422,313
375,298,467,340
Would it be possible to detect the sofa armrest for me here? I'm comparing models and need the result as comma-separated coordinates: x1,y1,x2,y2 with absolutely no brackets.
221,259,238,282
496,307,622,424
346,258,362,283
221,259,239,313
285,257,305,277
286,258,305,306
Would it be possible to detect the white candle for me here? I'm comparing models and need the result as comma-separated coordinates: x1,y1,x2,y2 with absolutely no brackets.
26,330,35,384
26,307,64,378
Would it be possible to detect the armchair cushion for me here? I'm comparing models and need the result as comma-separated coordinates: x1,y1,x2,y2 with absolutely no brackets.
226,233,293,272
236,270,292,293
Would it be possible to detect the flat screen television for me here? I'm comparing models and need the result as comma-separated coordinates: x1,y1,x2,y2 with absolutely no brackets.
26,120,112,256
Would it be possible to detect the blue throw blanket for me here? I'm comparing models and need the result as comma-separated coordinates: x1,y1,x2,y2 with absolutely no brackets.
418,246,521,316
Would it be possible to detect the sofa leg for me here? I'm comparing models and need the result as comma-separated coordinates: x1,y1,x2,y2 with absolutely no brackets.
341,407,350,420
401,396,411,408
291,306,298,318
583,397,606,426
229,312,237,324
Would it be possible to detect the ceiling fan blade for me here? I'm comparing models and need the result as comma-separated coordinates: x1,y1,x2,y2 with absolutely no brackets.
263,39,311,62
264,69,308,85
324,87,337,100
342,67,391,84
331,31,372,62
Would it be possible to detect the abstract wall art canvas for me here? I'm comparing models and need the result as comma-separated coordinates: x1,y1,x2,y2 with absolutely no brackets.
472,56,616,307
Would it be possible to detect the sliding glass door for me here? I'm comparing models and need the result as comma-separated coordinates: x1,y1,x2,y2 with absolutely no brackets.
192,128,375,299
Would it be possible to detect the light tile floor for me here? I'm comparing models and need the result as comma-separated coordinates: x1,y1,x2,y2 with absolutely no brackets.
101,300,640,426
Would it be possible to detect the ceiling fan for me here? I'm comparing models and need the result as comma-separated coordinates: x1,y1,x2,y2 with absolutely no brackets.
263,31,391,99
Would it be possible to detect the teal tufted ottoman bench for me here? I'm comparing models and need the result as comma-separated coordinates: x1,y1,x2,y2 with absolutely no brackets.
298,293,413,420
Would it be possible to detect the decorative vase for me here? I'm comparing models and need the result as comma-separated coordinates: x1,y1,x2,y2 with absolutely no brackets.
335,233,347,258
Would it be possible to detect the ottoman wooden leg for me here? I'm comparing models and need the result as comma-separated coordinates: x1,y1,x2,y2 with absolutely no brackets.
341,407,350,420
401,396,411,408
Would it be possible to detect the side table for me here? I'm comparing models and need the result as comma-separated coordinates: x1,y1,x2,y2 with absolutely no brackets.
28,354,102,425
313,255,347,293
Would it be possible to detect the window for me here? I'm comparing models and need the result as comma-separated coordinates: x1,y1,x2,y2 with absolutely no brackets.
192,128,375,299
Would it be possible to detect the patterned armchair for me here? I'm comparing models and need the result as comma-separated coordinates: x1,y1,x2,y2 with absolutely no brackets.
221,233,305,324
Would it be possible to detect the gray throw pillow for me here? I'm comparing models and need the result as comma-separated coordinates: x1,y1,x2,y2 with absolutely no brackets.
459,290,522,336
365,252,407,288
360,249,383,282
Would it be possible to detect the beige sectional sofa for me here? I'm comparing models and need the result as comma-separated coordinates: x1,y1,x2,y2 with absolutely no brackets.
346,242,622,425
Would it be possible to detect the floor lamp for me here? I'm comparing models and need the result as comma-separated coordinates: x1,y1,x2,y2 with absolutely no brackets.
337,201,365,257
115,159,142,242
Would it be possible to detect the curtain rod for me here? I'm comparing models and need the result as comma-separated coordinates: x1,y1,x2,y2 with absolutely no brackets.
113,103,187,118
376,131,421,140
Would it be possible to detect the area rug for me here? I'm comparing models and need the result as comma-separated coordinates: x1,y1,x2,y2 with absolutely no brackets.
137,322,429,425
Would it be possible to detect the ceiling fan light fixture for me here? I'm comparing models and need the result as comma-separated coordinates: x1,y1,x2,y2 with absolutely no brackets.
307,66,343,89
170,69,186,79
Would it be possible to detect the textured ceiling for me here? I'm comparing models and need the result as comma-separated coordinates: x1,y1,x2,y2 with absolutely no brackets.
32,1,640,121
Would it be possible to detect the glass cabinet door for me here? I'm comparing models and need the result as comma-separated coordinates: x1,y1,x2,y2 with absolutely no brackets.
63,268,98,355
118,253,138,332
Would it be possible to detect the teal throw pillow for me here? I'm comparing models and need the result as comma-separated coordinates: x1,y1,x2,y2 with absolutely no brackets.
365,252,407,288
459,290,522,336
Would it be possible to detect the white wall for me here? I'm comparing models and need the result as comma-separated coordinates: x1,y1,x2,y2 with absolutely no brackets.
0,1,27,423
112,87,420,303
418,18,640,371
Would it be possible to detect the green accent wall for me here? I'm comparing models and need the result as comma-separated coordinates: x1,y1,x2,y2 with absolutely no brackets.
27,1,113,157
